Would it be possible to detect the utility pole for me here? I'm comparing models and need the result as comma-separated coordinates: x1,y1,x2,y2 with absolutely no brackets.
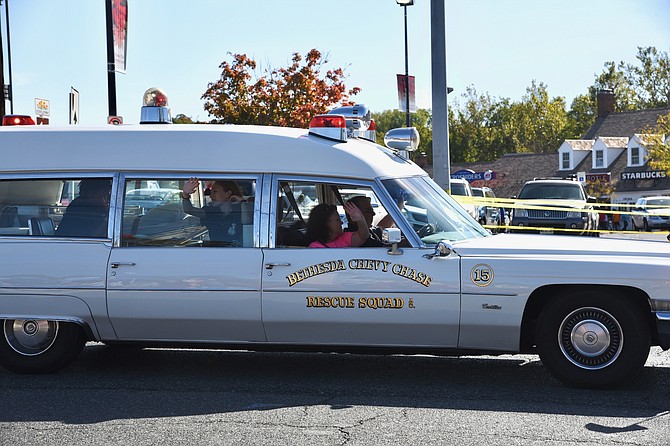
430,0,451,191
105,0,117,117
0,0,5,121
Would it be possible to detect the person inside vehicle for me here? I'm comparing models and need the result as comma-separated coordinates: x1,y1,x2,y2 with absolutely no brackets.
55,178,112,238
345,195,397,247
181,177,244,245
307,202,369,248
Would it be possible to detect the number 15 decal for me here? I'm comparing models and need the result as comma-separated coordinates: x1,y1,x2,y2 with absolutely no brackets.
470,264,494,287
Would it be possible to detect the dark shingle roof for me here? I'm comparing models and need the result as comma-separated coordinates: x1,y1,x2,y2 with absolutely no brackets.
582,108,670,139
447,153,559,198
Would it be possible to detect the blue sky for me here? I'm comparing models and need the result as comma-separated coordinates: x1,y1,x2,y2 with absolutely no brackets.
2,0,669,125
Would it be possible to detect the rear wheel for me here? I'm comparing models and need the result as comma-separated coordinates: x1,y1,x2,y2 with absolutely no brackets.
0,319,85,374
537,291,650,388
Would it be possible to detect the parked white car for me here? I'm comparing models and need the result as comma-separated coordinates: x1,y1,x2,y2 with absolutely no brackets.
631,196,670,231
449,178,478,220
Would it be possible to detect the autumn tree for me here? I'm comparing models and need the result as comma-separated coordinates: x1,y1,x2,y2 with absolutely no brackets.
202,49,360,128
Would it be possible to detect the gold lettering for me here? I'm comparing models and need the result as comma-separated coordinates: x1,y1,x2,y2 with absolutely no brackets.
287,273,298,286
306,296,317,307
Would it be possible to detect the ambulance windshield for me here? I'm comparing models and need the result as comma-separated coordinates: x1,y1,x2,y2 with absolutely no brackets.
382,177,489,244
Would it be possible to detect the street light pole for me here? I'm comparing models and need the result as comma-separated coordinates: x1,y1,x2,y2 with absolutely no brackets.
3,0,13,114
397,0,413,127
0,0,5,121
403,5,410,127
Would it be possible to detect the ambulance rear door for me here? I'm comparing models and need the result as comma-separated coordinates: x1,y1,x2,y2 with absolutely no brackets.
106,174,265,343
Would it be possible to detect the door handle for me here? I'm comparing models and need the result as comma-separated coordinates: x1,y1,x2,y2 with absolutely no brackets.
265,262,291,270
110,262,136,268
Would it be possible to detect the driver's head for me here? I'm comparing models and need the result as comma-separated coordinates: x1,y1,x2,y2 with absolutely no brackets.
347,195,375,227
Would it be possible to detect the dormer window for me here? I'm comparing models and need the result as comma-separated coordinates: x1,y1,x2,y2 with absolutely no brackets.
595,150,604,168
631,146,640,165
561,152,570,169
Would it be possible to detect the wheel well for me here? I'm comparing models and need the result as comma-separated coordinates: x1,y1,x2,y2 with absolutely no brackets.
519,284,653,352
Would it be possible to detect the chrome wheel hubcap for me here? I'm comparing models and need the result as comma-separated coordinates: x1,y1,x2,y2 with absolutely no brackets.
4,319,59,356
558,307,623,370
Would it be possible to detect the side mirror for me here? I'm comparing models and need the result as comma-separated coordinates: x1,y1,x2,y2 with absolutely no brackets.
383,228,402,244
383,228,403,255
422,240,454,259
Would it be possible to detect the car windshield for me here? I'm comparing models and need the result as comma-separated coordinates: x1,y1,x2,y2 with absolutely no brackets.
518,183,584,200
382,177,489,244
472,189,484,197
647,198,670,207
450,182,468,196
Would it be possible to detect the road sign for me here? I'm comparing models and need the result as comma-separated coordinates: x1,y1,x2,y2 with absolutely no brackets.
35,98,50,117
107,115,123,125
70,87,80,125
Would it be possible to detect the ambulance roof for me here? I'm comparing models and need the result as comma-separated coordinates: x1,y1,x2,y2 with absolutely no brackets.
0,124,426,180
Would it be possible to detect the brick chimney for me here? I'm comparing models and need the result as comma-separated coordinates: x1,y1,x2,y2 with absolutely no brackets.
597,89,615,118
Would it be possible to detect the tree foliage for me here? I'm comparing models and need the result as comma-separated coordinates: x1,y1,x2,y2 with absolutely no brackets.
645,113,670,174
202,49,360,128
581,46,670,117
447,82,568,162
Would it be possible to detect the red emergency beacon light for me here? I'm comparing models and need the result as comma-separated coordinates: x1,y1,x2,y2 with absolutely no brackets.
140,87,172,124
308,114,347,142
2,115,36,126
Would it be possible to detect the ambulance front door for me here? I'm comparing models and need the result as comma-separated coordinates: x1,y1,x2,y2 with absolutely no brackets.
261,175,461,347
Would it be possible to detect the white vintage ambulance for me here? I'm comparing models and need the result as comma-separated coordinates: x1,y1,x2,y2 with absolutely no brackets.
0,93,668,388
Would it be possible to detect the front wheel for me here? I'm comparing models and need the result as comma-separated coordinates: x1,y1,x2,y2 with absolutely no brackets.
537,291,650,388
0,319,85,374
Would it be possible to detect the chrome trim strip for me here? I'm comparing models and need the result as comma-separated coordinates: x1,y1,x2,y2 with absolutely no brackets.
656,311,670,321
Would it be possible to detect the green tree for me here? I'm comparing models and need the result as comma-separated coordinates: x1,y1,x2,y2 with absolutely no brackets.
565,46,670,135
447,86,500,162
587,46,670,112
645,113,670,174
623,46,670,109
447,82,568,161
564,93,596,138
509,81,569,154
202,49,360,128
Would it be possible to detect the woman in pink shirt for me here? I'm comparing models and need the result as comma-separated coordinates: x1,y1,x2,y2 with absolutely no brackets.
307,202,370,248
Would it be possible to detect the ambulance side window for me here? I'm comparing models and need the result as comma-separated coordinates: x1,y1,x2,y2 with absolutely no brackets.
121,177,256,248
274,180,393,248
0,177,112,238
